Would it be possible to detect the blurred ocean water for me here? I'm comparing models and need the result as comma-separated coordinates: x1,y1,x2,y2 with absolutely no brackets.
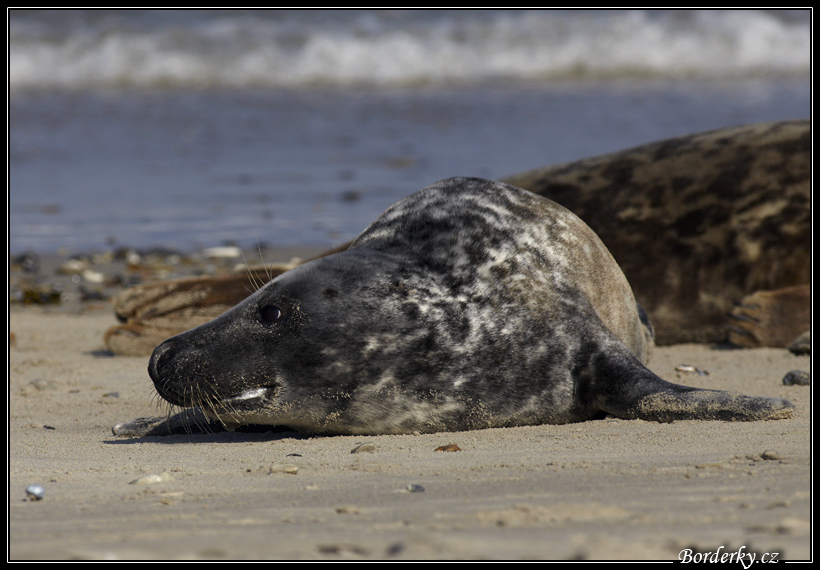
9,9,810,90
8,9,811,254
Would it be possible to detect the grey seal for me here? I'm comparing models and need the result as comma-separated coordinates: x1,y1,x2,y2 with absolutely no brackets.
142,178,792,436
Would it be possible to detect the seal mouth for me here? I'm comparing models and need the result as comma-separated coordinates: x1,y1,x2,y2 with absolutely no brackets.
222,387,269,404
212,386,275,414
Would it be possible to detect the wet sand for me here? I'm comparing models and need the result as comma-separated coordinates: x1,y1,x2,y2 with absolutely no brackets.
8,299,810,560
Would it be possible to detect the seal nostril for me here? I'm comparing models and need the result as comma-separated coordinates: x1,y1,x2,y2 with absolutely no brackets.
148,339,175,382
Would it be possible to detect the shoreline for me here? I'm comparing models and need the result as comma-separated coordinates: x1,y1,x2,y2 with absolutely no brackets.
9,243,333,316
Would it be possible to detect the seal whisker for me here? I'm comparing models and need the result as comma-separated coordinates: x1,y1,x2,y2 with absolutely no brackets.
239,250,256,294
256,241,272,285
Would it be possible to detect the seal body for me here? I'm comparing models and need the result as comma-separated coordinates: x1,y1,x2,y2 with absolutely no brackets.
148,178,792,435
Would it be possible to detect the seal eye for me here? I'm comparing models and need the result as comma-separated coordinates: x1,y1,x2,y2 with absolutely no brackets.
259,305,283,323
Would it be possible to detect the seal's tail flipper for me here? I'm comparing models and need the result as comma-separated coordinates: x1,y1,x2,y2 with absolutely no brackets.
592,349,794,422
623,385,795,422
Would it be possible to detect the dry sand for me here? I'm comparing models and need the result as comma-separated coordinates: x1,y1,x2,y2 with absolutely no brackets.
8,305,811,561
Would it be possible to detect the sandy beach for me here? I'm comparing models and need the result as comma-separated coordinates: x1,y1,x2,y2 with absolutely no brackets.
8,300,810,560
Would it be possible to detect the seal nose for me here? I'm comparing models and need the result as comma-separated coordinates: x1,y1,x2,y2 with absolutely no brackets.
147,338,174,383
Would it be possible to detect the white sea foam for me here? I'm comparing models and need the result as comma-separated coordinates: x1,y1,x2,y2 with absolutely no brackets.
9,9,810,91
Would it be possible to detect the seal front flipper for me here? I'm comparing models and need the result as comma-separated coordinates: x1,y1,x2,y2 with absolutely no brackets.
111,410,285,437
589,347,794,422
111,409,226,437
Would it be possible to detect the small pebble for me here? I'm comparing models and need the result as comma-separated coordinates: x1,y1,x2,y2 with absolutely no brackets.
269,463,299,474
434,444,461,452
81,268,105,284
386,542,406,556
782,370,810,386
406,484,425,493
29,378,58,391
317,544,369,556
202,246,242,259
776,517,810,535
19,286,62,305
25,484,45,501
675,364,709,376
14,252,40,273
129,472,173,485
788,331,811,355
58,258,88,274
760,450,782,461
350,442,376,454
